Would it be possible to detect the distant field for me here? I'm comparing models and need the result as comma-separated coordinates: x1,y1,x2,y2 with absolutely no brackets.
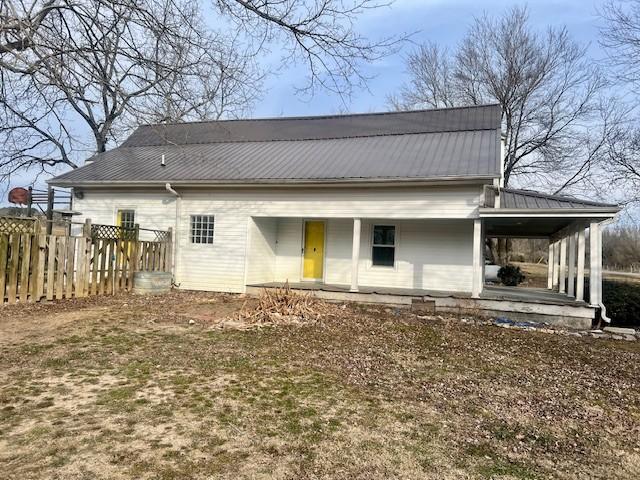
514,262,640,287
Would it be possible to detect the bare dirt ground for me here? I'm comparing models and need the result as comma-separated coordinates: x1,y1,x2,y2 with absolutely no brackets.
1,290,639,479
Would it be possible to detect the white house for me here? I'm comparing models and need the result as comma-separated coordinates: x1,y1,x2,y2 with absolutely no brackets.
50,104,620,328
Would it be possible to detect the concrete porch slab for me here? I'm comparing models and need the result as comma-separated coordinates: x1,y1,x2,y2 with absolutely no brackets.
246,282,596,330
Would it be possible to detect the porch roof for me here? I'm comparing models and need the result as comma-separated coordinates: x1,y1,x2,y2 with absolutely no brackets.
479,187,620,237
487,187,617,210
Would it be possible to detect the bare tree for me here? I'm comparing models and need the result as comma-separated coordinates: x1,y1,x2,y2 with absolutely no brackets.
599,122,640,204
599,0,640,205
213,0,405,97
600,0,640,93
0,0,262,179
389,6,607,190
604,225,640,271
1,0,405,180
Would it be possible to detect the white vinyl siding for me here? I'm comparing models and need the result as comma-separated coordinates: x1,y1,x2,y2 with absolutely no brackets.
262,218,474,292
236,185,481,218
274,218,304,283
72,185,482,293
70,192,174,241
358,220,473,291
245,217,277,285
175,206,247,292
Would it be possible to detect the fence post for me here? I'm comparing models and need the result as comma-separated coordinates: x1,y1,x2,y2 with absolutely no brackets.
133,224,140,271
0,234,8,304
81,219,92,296
131,224,140,290
46,186,54,235
83,218,92,238
27,186,33,217
29,220,43,302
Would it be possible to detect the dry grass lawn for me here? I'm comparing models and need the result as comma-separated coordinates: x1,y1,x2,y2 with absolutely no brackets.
1,291,639,479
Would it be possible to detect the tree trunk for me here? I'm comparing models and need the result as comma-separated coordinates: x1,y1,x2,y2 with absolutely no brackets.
496,238,511,265
486,238,496,264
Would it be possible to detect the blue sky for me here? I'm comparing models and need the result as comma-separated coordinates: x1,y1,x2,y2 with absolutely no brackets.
253,0,607,117
1,0,611,200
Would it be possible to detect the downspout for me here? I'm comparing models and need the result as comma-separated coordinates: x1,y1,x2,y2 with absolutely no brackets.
165,183,181,285
599,218,614,324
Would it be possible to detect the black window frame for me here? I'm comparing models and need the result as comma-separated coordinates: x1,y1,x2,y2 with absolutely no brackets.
372,224,396,267
190,215,215,244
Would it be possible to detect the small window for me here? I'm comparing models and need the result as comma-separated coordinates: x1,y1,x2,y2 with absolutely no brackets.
118,210,136,230
190,215,215,244
372,225,395,267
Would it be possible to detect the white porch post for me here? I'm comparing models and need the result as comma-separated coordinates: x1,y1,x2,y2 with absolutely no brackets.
472,218,484,298
589,221,603,306
567,230,577,297
576,228,586,301
350,218,361,292
547,241,554,289
559,237,567,294
552,240,560,291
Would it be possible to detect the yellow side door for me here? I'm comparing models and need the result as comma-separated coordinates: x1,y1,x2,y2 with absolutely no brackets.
303,221,325,280
116,210,135,257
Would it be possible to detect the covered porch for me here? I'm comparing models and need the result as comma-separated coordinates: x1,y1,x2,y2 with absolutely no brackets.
244,188,619,329
477,187,621,323
245,216,476,294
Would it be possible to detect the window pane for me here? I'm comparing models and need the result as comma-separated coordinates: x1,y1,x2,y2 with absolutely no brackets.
372,246,394,266
119,210,135,230
373,225,395,246
190,215,214,244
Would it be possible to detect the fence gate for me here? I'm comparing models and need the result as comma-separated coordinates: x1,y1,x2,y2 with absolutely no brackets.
0,217,172,305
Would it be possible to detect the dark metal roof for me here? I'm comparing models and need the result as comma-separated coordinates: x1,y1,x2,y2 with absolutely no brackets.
122,104,501,146
50,104,502,186
494,188,617,210
480,188,619,237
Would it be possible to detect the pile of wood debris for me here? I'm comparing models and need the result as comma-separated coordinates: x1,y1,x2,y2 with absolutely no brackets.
219,283,339,329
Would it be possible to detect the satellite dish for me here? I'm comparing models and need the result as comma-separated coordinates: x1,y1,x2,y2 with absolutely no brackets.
8,187,30,205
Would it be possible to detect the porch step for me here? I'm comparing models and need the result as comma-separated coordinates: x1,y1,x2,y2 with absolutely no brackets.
411,298,435,314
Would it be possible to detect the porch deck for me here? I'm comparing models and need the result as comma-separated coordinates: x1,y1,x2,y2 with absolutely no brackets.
481,285,588,307
249,282,585,306
246,282,596,329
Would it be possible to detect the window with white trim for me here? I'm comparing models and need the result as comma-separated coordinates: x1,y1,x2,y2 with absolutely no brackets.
372,225,395,267
118,209,135,230
190,215,215,244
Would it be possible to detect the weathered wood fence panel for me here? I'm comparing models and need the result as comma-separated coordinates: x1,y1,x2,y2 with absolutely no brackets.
0,219,172,305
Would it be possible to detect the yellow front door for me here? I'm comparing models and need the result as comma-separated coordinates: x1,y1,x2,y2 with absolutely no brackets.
303,221,325,280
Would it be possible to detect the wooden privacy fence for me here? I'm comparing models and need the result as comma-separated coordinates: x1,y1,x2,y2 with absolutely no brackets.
0,218,172,305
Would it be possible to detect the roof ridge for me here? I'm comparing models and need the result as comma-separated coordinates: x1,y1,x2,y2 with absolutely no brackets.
136,103,501,129
119,128,496,149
